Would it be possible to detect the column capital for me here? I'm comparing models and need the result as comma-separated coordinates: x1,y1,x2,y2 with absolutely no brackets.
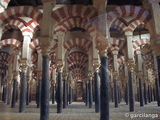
92,60,100,72
21,60,28,72
135,50,141,55
112,72,119,79
112,50,118,55
125,60,135,72
50,80,56,85
63,72,68,80
56,61,63,72
136,72,143,79
88,72,93,80
39,37,54,56
13,71,19,76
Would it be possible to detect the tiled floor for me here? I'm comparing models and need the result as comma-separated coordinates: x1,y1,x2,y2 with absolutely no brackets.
0,101,160,120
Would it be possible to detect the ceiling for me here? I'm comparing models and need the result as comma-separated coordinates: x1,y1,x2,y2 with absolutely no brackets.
8,0,142,7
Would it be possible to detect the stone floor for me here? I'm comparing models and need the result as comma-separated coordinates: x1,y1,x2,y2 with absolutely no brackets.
0,101,160,120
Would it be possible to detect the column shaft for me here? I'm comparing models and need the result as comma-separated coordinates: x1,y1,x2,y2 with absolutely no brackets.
100,56,109,120
19,72,27,112
144,83,147,104
52,85,55,104
155,78,160,106
88,79,93,108
128,71,135,112
148,85,151,103
94,72,100,112
63,80,67,108
7,83,11,105
57,72,62,113
114,79,118,108
69,86,72,104
139,79,144,106
11,79,17,108
125,83,129,105
40,55,50,120
37,80,42,108
2,86,6,103
29,86,32,102
85,83,89,106
26,82,30,105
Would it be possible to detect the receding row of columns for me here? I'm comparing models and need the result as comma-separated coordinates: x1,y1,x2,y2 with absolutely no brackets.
2,52,160,120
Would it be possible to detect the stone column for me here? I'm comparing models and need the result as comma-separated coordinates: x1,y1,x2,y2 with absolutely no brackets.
11,74,18,108
85,81,89,106
2,83,7,103
125,34,135,112
148,84,151,103
63,72,68,109
88,72,93,108
56,62,63,113
111,83,114,102
51,82,55,104
112,50,119,108
40,53,50,120
37,72,42,108
11,50,19,107
153,52,160,106
29,81,32,102
138,77,144,106
125,83,129,105
69,85,73,104
7,80,12,105
26,80,30,105
19,61,28,112
113,72,118,108
99,48,109,120
126,60,135,112
93,61,100,112
37,51,42,108
144,81,148,104
155,76,160,106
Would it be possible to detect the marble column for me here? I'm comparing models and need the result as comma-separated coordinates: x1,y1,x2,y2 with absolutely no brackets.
7,81,12,105
148,84,151,103
94,71,100,112
19,64,28,113
125,83,129,105
118,86,121,103
52,84,55,104
29,83,32,102
37,80,42,108
157,56,160,86
126,60,135,112
139,78,144,106
150,86,153,102
26,81,30,105
57,63,63,113
57,71,63,113
114,79,118,108
144,82,147,104
2,84,6,103
85,82,89,106
11,77,17,108
99,50,109,120
155,77,160,106
66,82,68,106
69,85,73,104
63,79,67,109
88,79,93,108
40,55,50,120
